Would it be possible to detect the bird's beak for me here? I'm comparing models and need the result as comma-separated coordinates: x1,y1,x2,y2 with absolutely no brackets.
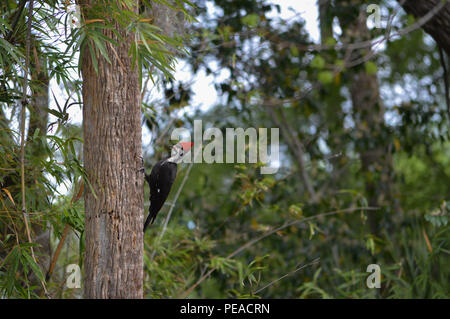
179,142,194,152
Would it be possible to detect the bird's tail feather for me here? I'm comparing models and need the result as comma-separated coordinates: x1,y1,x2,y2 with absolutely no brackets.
143,210,156,232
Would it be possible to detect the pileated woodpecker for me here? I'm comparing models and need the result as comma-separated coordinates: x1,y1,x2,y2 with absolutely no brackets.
143,141,193,232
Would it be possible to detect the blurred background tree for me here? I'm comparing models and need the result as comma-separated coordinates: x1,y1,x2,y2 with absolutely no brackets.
0,0,449,298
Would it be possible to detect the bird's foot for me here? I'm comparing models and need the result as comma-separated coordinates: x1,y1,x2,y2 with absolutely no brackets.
138,155,146,174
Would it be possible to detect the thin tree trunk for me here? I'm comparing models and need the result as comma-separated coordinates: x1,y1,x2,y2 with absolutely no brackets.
28,45,52,290
78,0,144,298
266,106,318,203
28,48,48,144
317,0,349,199
340,6,395,236
318,0,332,43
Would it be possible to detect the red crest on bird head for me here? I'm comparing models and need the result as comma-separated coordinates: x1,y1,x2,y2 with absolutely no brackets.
179,142,194,152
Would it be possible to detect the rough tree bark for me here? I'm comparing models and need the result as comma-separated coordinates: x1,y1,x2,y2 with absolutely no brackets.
77,0,144,298
399,0,450,56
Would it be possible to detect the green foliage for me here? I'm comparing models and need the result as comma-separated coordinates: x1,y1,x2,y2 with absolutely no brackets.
0,0,192,298
0,0,449,299
425,201,449,227
143,0,449,299
72,0,193,80
0,243,45,298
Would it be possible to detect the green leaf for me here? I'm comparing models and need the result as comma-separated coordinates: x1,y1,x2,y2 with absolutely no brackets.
242,14,260,28
290,45,299,57
318,71,333,84
325,37,337,46
87,40,99,74
289,204,303,218
311,55,326,69
365,61,378,75
21,250,45,282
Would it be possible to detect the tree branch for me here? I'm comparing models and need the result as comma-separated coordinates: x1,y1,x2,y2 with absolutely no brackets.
399,0,450,56
266,106,318,203
5,0,28,42
179,206,378,298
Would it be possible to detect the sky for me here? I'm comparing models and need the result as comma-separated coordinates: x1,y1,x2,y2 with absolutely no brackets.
270,0,320,41
170,0,320,114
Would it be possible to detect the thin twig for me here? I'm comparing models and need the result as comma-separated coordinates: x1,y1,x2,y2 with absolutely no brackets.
189,0,446,57
161,164,193,236
141,74,151,104
5,0,28,42
154,116,177,147
280,107,317,202
45,224,71,282
179,206,378,298
40,223,71,298
252,257,321,295
150,150,197,260
394,0,448,39
438,46,450,116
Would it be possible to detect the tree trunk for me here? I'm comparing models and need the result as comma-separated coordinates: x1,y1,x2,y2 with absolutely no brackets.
78,0,144,298
318,0,332,43
28,46,52,290
399,0,450,56
340,6,395,236
28,48,49,145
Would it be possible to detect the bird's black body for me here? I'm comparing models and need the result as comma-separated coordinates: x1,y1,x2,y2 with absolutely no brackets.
143,159,177,231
